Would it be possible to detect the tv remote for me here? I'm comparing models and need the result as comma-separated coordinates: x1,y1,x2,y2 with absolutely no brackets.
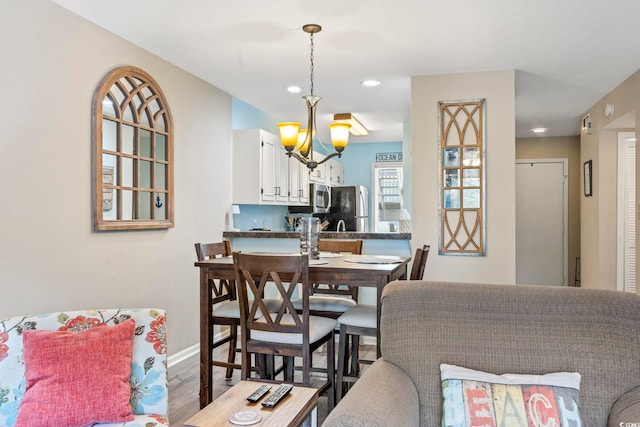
261,383,293,408
246,384,271,402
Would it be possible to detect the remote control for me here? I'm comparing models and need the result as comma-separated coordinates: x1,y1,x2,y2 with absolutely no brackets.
246,384,271,402
261,384,293,408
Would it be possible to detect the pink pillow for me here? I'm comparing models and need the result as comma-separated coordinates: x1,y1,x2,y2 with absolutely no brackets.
15,318,136,427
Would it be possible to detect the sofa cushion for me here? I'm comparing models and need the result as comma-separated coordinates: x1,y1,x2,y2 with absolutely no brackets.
14,318,136,427
440,363,582,426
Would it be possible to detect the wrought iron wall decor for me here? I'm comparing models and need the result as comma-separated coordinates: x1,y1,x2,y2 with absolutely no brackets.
438,99,486,255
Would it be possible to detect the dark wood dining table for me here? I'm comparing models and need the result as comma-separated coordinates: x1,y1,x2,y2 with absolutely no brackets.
194,253,410,408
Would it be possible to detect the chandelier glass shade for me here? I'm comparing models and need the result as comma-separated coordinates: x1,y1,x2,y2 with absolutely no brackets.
278,24,351,171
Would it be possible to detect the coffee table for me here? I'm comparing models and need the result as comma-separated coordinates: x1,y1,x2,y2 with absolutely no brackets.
184,380,319,427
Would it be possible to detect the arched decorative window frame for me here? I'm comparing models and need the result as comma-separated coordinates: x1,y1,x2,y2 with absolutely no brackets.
92,66,174,231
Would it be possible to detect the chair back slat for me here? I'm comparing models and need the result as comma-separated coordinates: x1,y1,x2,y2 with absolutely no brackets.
233,253,309,337
195,241,235,304
312,240,363,299
409,244,431,280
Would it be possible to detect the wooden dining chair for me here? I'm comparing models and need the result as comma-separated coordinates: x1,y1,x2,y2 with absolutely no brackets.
195,241,282,381
293,239,363,319
335,244,431,403
195,241,239,379
233,252,336,410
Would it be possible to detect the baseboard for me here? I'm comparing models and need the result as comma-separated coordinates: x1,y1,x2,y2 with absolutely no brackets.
361,336,377,346
167,343,199,368
167,330,227,368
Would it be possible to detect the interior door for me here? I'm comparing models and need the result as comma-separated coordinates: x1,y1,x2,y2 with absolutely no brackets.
617,132,636,292
516,160,568,285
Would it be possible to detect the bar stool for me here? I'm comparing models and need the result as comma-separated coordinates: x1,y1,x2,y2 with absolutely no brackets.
335,244,430,402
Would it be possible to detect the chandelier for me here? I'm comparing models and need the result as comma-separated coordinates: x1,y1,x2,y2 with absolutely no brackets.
278,24,351,171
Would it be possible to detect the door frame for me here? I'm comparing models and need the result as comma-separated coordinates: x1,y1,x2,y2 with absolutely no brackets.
370,162,403,232
516,158,569,286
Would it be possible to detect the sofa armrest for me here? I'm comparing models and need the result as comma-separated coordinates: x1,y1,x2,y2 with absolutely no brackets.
322,358,420,427
608,386,640,426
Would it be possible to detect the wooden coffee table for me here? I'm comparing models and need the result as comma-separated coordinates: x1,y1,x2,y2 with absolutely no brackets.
184,380,319,427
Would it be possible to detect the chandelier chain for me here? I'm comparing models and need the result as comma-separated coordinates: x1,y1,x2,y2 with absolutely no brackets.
309,32,315,96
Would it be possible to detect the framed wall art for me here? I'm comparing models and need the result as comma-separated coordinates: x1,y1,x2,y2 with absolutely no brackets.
583,160,592,197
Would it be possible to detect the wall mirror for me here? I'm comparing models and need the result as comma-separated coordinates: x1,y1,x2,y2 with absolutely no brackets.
93,66,174,231
438,99,486,255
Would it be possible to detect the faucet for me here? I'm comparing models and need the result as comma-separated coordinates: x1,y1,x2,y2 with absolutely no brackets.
337,220,346,232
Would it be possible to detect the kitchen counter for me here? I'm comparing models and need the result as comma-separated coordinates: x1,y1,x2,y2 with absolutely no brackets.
222,231,411,240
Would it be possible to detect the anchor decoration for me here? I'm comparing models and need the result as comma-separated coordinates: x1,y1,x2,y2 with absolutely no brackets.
155,195,163,208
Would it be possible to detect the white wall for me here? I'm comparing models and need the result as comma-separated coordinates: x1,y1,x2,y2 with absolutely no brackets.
0,0,233,356
411,70,516,283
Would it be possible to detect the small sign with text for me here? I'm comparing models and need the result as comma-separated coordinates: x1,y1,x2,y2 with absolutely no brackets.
376,152,403,162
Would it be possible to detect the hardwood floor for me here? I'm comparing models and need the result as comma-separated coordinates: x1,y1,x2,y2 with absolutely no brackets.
168,341,376,426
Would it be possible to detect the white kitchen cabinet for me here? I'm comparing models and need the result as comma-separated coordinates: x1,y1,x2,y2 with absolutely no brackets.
232,129,280,204
275,144,289,203
289,160,311,204
329,158,344,186
232,129,308,206
308,152,327,184
298,163,310,203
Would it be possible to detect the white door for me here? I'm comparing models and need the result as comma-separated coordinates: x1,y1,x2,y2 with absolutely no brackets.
516,159,568,285
617,132,636,293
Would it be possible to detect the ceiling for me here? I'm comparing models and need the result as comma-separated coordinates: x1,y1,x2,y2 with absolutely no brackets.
52,0,640,143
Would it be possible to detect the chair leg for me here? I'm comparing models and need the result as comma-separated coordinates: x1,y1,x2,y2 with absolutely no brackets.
226,325,237,378
327,331,335,411
285,356,295,382
336,324,348,403
351,334,360,377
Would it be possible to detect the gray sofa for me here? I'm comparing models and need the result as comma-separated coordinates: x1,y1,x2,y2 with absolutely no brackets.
323,281,640,426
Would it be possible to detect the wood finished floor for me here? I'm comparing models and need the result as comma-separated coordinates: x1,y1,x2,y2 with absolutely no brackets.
168,342,376,426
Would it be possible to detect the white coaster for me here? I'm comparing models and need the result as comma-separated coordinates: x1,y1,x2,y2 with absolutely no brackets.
229,410,263,425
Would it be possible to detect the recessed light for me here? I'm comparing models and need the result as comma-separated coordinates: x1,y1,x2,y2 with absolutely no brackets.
530,127,548,134
287,86,302,94
361,80,381,87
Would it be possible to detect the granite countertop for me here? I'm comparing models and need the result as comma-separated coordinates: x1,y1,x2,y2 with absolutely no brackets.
222,230,411,240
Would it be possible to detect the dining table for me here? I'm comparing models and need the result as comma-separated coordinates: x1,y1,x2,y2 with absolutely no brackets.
194,252,410,408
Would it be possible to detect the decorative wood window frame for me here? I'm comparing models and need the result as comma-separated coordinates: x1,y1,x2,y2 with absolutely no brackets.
438,99,486,255
92,66,174,231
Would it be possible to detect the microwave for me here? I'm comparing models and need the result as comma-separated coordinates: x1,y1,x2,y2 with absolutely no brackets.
311,183,331,213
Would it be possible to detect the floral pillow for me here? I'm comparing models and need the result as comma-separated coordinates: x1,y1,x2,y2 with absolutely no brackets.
440,363,582,427
0,309,168,427
15,318,136,427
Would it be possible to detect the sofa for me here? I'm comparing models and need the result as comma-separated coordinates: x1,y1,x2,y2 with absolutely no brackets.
0,308,168,427
323,281,640,426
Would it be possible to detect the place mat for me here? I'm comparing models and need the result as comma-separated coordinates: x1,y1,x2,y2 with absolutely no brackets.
309,259,328,265
343,255,404,264
318,252,343,258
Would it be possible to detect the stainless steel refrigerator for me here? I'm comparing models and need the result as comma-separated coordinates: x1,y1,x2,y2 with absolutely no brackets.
327,185,369,232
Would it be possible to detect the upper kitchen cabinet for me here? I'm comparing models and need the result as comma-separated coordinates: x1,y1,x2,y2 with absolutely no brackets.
308,152,327,184
289,158,310,204
232,129,307,206
328,158,344,186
